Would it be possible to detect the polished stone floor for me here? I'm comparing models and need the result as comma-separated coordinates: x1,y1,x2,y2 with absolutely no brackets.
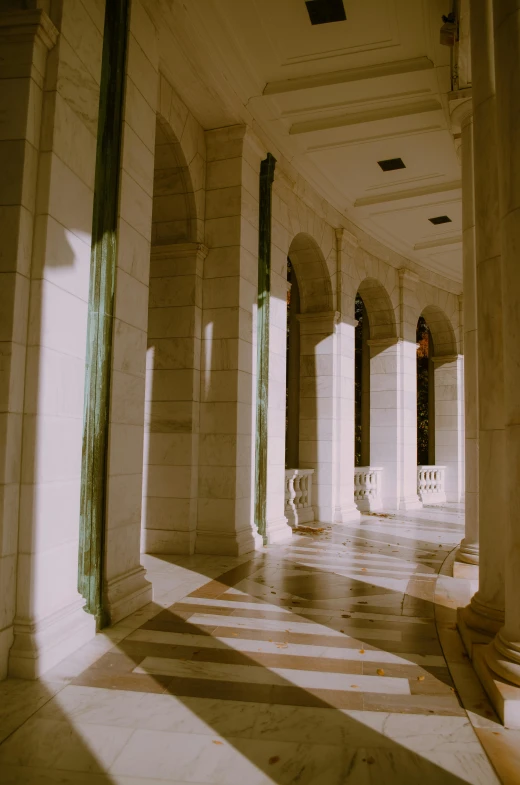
0,507,506,783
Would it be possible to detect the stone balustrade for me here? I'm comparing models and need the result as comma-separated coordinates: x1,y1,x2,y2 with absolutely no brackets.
417,466,447,504
354,467,383,512
285,469,315,526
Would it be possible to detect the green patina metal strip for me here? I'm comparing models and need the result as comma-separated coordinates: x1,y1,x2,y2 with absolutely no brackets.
254,153,276,543
78,0,130,628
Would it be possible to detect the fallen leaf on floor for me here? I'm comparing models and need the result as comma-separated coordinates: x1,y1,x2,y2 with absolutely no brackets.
359,649,365,654
269,756,280,765
212,740,224,745
417,675,425,681
376,669,385,676
351,684,359,688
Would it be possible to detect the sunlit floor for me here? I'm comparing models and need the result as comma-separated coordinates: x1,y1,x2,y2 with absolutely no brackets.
0,507,509,784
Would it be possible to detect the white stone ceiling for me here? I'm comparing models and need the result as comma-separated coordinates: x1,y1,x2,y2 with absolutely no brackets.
148,0,461,283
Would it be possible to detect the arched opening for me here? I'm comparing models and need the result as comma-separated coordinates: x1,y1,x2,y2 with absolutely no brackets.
283,233,334,524
416,306,462,504
354,277,397,510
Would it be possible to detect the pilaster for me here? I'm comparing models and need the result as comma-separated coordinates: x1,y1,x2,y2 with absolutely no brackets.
398,269,422,511
142,243,207,555
196,125,263,555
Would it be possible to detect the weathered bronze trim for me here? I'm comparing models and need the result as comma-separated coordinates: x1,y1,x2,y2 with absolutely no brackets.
78,0,130,627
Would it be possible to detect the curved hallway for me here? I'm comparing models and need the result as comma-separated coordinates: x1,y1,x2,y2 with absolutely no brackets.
0,507,513,784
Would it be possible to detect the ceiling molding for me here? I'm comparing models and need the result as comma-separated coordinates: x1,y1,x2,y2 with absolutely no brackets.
263,56,435,96
290,99,441,135
306,124,443,152
280,89,431,119
354,179,461,208
414,235,463,251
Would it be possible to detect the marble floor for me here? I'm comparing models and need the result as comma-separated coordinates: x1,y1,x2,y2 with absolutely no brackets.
0,507,508,784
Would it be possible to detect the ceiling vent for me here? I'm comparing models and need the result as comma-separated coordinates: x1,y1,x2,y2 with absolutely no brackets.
305,0,346,25
428,215,452,225
377,157,406,172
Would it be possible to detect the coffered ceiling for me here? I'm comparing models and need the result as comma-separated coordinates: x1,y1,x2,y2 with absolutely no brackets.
148,0,461,282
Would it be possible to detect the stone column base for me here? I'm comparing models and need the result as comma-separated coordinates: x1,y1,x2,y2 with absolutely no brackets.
474,643,520,728
334,504,361,524
142,528,196,555
265,517,293,545
196,527,263,556
457,542,479,565
9,597,96,680
399,495,423,511
457,606,493,659
105,566,153,626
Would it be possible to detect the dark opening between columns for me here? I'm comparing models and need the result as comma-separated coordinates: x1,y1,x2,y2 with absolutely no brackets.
417,316,435,465
355,293,370,467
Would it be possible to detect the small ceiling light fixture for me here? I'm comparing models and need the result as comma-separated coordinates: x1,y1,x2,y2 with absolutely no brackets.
429,215,452,225
305,0,346,25
378,157,406,172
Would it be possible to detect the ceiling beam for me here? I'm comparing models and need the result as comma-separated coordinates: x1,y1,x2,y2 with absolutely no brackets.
354,180,462,208
290,99,441,135
414,235,463,251
263,56,434,96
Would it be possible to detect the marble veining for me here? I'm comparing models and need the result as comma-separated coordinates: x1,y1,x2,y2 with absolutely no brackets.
0,506,504,784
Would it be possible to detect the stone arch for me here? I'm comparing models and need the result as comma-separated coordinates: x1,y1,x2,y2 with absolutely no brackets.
420,304,458,358
357,277,397,340
416,304,463,503
142,79,206,555
287,232,333,313
153,74,205,245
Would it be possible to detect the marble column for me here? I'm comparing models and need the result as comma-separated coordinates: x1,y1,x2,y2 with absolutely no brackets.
463,0,505,635
143,243,206,555
432,354,465,503
298,311,338,523
368,337,401,509
452,97,479,564
334,315,361,523
398,269,422,511
484,0,520,687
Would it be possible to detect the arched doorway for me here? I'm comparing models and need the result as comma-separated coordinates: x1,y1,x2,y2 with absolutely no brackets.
354,277,398,509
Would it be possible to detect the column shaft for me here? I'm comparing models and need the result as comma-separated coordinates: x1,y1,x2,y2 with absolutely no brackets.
465,0,505,634
484,0,520,685
459,109,480,564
